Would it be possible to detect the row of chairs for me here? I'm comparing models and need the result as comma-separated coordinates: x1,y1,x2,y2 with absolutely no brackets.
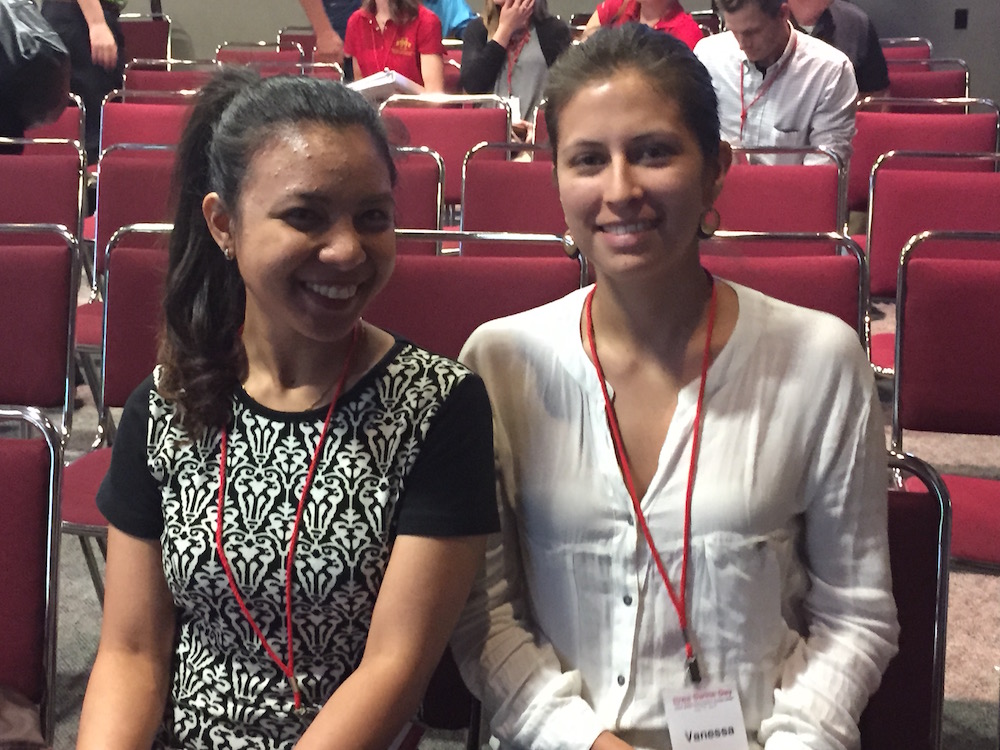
0,217,957,747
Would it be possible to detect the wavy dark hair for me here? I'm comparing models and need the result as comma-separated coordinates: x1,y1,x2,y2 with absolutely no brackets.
542,23,720,165
157,68,397,434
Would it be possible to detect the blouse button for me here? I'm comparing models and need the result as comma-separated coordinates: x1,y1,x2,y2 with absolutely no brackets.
617,675,626,686
623,594,633,606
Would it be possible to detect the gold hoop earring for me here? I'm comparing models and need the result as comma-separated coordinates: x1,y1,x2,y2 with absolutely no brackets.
697,207,721,239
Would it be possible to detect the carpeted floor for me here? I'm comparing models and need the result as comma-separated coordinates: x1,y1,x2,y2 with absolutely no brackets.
42,302,1000,749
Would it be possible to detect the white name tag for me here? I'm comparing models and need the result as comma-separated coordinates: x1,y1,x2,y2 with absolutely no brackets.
664,682,749,750
504,96,521,123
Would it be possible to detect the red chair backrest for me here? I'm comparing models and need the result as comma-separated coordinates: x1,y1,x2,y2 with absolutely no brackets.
93,146,176,277
393,148,443,255
363,254,582,359
461,153,565,256
381,105,509,204
866,168,1000,296
124,64,215,93
119,16,171,60
215,44,303,75
102,246,169,408
0,144,83,244
702,253,862,334
859,483,945,750
887,69,967,103
0,431,53,703
848,110,999,212
0,241,73,407
278,29,317,60
99,100,192,152
23,96,84,148
896,256,1000,435
715,162,841,233
533,106,550,155
880,42,932,60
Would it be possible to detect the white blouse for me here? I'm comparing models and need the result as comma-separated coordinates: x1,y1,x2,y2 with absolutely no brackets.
452,283,898,750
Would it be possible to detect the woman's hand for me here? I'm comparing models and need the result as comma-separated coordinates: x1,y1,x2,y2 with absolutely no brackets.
493,0,535,48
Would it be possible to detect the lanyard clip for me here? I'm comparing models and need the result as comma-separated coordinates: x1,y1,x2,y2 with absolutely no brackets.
686,654,702,685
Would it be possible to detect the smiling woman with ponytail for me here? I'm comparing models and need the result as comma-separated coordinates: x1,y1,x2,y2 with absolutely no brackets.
76,68,498,750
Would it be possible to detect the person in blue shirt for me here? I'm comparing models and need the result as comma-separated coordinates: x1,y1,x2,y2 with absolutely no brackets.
422,0,479,38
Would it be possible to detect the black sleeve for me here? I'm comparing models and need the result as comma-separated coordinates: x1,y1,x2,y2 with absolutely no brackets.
459,18,507,94
537,16,572,67
95,374,165,539
396,374,499,537
856,20,889,94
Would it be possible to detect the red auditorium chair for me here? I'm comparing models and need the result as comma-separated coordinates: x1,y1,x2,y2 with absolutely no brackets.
123,58,219,94
98,94,192,153
0,407,63,747
363,250,583,359
393,146,444,255
0,225,78,440
715,146,846,234
879,36,933,60
864,150,1000,300
460,143,565,256
23,93,86,151
214,40,306,75
0,137,85,281
701,230,868,345
886,58,970,103
379,94,512,209
890,230,1000,570
847,98,1000,214
62,224,171,603
118,12,172,60
859,450,950,750
277,25,317,60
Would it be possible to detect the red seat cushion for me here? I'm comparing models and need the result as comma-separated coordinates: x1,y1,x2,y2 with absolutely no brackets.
904,473,1000,565
62,448,112,528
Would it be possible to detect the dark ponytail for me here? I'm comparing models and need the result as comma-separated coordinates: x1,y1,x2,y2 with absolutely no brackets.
158,67,257,434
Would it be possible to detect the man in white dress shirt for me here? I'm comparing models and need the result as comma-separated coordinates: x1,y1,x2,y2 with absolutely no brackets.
694,0,858,165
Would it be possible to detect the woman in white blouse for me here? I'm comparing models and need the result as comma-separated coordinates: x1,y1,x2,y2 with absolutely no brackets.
452,24,898,750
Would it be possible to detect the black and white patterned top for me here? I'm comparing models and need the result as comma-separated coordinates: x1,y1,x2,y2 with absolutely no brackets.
97,340,498,749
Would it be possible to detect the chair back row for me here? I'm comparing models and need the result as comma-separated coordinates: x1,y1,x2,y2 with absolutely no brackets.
889,231,1000,569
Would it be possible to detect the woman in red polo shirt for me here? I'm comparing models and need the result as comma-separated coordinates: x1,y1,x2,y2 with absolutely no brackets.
344,0,446,91
581,0,703,49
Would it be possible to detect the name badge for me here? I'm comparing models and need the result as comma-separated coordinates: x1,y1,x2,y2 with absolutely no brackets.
504,96,521,123
664,682,749,750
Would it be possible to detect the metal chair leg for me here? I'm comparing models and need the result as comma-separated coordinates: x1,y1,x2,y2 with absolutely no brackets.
78,535,105,606
466,698,482,750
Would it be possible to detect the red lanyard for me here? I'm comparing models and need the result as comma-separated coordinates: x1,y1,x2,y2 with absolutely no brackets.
369,15,398,73
215,324,361,711
583,279,717,684
505,28,531,97
738,32,796,140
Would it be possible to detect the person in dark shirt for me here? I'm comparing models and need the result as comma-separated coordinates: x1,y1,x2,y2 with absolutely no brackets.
788,0,889,97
